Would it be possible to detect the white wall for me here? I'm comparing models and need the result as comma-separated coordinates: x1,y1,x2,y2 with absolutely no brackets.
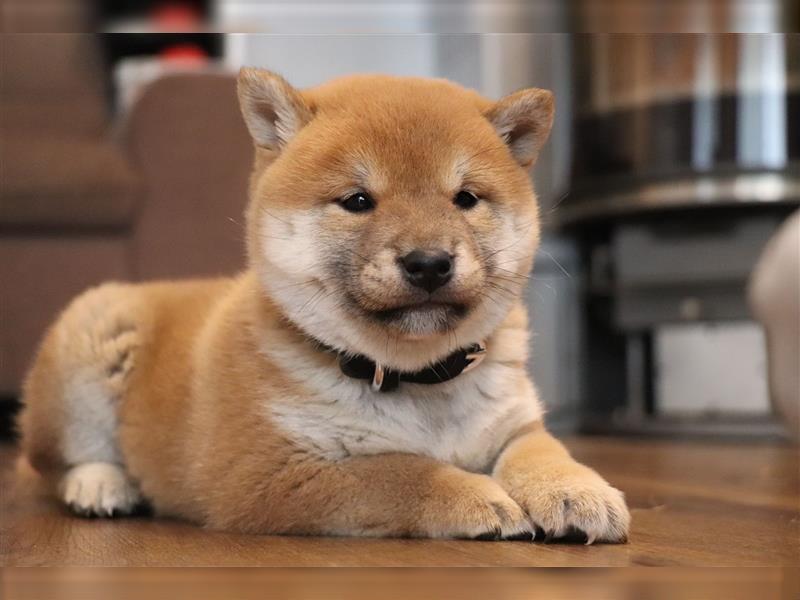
225,34,439,87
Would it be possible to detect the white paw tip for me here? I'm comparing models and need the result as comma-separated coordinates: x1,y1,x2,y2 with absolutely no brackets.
60,462,141,518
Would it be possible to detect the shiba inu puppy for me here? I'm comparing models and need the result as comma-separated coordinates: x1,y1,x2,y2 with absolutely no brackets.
18,69,630,543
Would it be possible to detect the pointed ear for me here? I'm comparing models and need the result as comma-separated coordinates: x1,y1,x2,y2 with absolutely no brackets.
237,67,313,151
485,88,555,168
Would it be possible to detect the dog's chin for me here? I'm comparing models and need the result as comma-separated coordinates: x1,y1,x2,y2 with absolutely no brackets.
368,302,469,338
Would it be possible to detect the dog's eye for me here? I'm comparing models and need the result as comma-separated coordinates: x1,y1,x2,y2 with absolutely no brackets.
453,190,479,210
339,192,375,213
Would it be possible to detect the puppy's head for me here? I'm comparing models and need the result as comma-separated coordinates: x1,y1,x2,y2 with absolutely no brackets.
238,69,554,370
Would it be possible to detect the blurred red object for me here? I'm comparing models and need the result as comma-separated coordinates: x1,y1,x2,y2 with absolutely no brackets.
151,1,201,30
159,43,208,64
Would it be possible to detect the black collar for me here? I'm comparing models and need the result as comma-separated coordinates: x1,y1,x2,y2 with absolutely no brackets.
318,341,487,392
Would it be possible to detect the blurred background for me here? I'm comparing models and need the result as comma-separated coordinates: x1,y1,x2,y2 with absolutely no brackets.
1,1,798,441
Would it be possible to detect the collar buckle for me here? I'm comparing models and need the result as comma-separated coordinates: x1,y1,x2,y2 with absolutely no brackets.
371,362,385,391
461,343,487,373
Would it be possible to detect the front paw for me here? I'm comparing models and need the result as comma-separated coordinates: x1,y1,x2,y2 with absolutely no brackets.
509,472,630,544
424,473,532,541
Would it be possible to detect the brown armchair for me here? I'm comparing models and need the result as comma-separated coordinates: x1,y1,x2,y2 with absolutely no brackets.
1,38,252,395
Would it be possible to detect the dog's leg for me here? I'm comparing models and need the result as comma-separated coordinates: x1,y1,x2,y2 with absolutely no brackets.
19,283,144,518
492,423,630,543
210,452,532,539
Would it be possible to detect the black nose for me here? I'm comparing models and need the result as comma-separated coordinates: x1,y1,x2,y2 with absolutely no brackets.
399,249,453,293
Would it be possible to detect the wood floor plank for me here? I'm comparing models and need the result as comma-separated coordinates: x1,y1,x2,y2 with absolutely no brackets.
2,567,795,600
1,437,797,566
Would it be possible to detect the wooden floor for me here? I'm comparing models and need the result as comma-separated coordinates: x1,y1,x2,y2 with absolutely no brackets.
3,568,797,600
1,436,798,567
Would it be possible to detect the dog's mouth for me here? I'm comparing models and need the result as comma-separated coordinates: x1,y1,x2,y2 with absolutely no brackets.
373,301,468,322
341,268,480,337
366,301,469,337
